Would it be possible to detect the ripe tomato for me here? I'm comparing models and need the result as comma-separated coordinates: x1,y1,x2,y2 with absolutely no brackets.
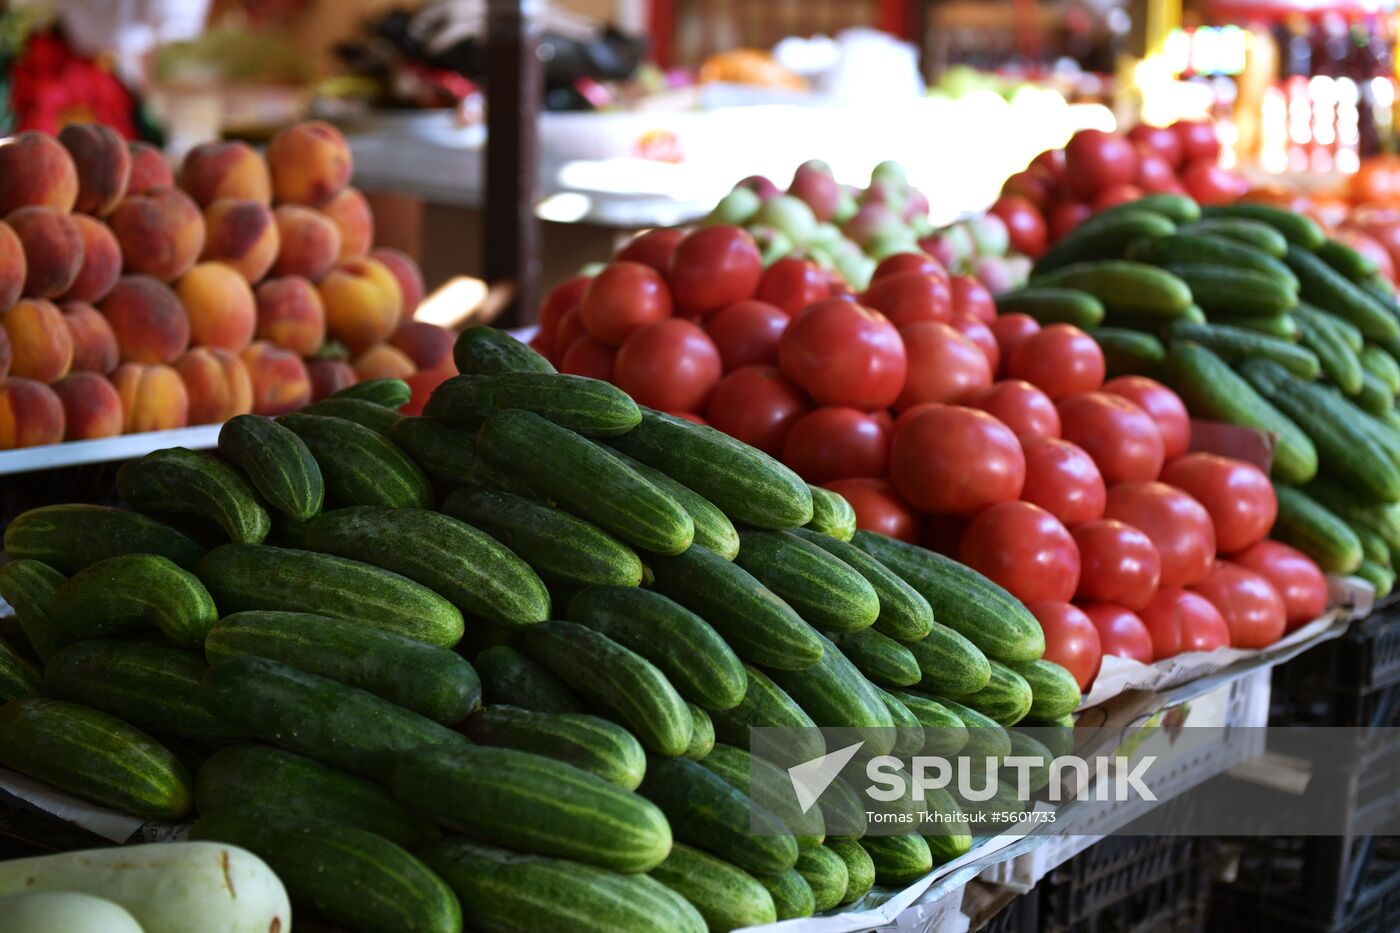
554,305,585,355
990,195,1048,258
705,365,809,454
754,257,828,316
537,275,591,349
1128,124,1185,168
1020,436,1106,526
861,273,952,327
706,299,788,370
1032,148,1067,179
959,501,1080,603
778,300,907,410
559,335,614,380
1092,184,1144,213
1189,560,1286,649
669,411,707,424
1007,324,1105,400
970,380,1060,439
578,261,673,345
1072,519,1161,610
667,225,762,312
1048,201,1092,242
1101,376,1190,459
1172,120,1221,164
782,406,889,484
613,319,721,412
1081,603,1153,664
1230,540,1328,630
1028,601,1102,690
1104,482,1216,587
1002,169,1055,210
1181,162,1247,206
1139,588,1231,660
1160,453,1276,553
528,330,552,360
1065,130,1138,201
894,322,992,411
891,405,1024,516
990,313,1041,363
825,477,921,542
1057,392,1165,485
872,252,950,285
1135,151,1178,193
950,315,999,374
615,228,684,272
950,276,996,324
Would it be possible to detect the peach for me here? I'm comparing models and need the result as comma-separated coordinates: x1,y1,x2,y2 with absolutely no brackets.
202,198,279,282
389,320,453,372
127,142,173,195
0,377,65,448
179,141,271,206
176,261,256,351
254,275,325,355
58,123,131,217
61,301,120,374
109,186,206,281
52,371,123,440
100,275,190,364
270,205,340,280
0,131,78,215
111,362,188,433
175,346,253,424
322,186,373,257
353,344,416,381
59,215,122,304
6,206,84,298
319,257,403,355
241,339,311,415
267,121,351,205
307,357,356,400
2,298,73,382
0,220,25,310
370,247,423,314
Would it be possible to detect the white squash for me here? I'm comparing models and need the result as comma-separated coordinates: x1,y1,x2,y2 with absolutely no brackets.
0,842,290,933
0,890,144,933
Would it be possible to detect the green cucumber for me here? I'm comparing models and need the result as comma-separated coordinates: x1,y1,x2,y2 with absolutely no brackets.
1165,320,1320,379
1093,327,1166,377
332,376,412,407
736,530,879,633
301,396,401,434
1293,303,1365,394
195,744,437,846
0,698,191,819
1007,729,1055,793
765,633,896,756
923,789,973,862
1286,245,1399,340
684,704,714,760
453,325,556,375
1363,345,1400,394
649,843,777,931
3,504,204,573
789,527,934,642
609,408,813,529
1131,233,1299,289
49,554,216,648
707,665,823,768
0,559,65,662
699,744,823,848
1356,559,1395,597
1272,486,1364,574
756,869,815,920
387,416,537,496
1181,218,1289,257
474,645,583,714
1159,263,1296,318
879,688,927,757
795,846,849,912
1300,477,1400,554
1226,313,1299,340
891,691,969,757
1199,204,1326,249
464,706,646,789
191,808,461,933
946,659,1032,725
603,447,740,559
1358,370,1395,415
1012,659,1082,720
1032,210,1176,274
928,695,1012,759
426,372,641,436
1354,524,1391,566
116,448,270,544
995,287,1105,328
852,531,1044,662
860,835,933,886
1320,237,1380,281
828,840,875,905
196,543,464,647
828,628,921,687
217,414,324,521
0,640,38,702
1030,260,1193,316
821,776,869,842
907,622,992,696
279,412,433,509
649,544,824,670
806,486,857,541
1101,193,1201,225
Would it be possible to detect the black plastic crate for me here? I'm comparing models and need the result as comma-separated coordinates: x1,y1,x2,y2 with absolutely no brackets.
1036,833,1216,933
1271,612,1400,729
980,892,1038,932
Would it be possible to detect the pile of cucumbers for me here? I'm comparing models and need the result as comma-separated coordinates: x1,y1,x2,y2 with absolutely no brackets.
0,327,1080,933
1000,194,1400,596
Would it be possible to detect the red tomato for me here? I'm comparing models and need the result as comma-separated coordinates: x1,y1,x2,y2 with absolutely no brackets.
669,411,708,425
754,258,829,316
781,406,889,484
1181,161,1247,206
890,401,939,442
1189,560,1286,649
1065,130,1138,200
615,228,684,272
614,320,721,412
537,275,591,349
950,275,996,324
1160,453,1276,553
890,405,1025,517
554,305,585,355
872,252,950,285
528,331,552,360
705,365,809,454
578,261,673,345
861,273,952,327
1139,588,1231,659
959,501,1081,603
894,322,992,411
1020,436,1106,527
1029,602,1102,690
1001,169,1056,210
1033,148,1067,179
402,368,451,416
1230,540,1328,630
778,300,907,410
921,514,968,556
706,299,788,371
990,313,1041,363
667,225,763,312
825,477,921,542
990,195,1048,258
1048,201,1092,242
1072,519,1161,610
950,315,999,373
560,335,615,380
1092,184,1144,213
1081,603,1154,663
1104,482,1216,587
1101,376,1190,459
1172,120,1221,164
1057,392,1165,485
1135,151,1178,193
1128,124,1185,168
1007,324,1105,399
970,379,1060,439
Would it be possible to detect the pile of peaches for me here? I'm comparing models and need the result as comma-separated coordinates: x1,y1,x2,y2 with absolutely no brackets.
0,120,454,451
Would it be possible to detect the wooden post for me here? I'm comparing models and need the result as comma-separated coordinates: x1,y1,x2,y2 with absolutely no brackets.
485,0,542,325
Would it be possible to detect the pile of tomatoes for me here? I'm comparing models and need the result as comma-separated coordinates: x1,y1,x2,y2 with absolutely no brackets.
528,222,1330,693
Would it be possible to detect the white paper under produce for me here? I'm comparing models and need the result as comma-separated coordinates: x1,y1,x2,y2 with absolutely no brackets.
0,766,147,843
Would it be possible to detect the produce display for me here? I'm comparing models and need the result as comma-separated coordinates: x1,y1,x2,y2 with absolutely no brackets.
0,121,452,450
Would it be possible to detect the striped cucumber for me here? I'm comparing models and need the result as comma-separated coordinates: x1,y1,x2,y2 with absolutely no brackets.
116,447,270,544
698,743,824,848
50,554,217,648
333,377,412,407
425,372,641,436
453,325,556,375
1231,311,1294,341
217,414,324,521
0,559,65,662
828,840,875,905
464,706,646,789
1099,193,1201,225
301,396,400,434
1358,370,1395,416
387,416,537,496
756,869,815,920
907,622,992,696
1199,204,1326,249
1357,559,1396,597
1293,303,1364,394
1320,237,1380,281
923,789,973,863
708,665,824,768
995,287,1105,328
828,628,922,687
1093,327,1166,377
789,527,934,642
1158,263,1296,318
927,694,1011,759
1286,245,1399,340
806,485,857,541
1165,320,1319,380
650,843,777,931
1272,486,1364,573
820,776,869,843
1181,218,1289,257
0,640,39,702
1012,659,1082,720
1030,260,1193,316
879,688,927,756
1008,729,1055,793
1032,210,1176,274
796,846,849,912
278,412,433,510
1362,345,1400,395
684,704,714,760
944,659,1033,726
736,530,879,633
891,691,970,756
860,835,932,887
603,446,740,559
474,645,583,714
1131,233,1299,289
1355,524,1391,566
765,633,897,756
3,504,204,573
